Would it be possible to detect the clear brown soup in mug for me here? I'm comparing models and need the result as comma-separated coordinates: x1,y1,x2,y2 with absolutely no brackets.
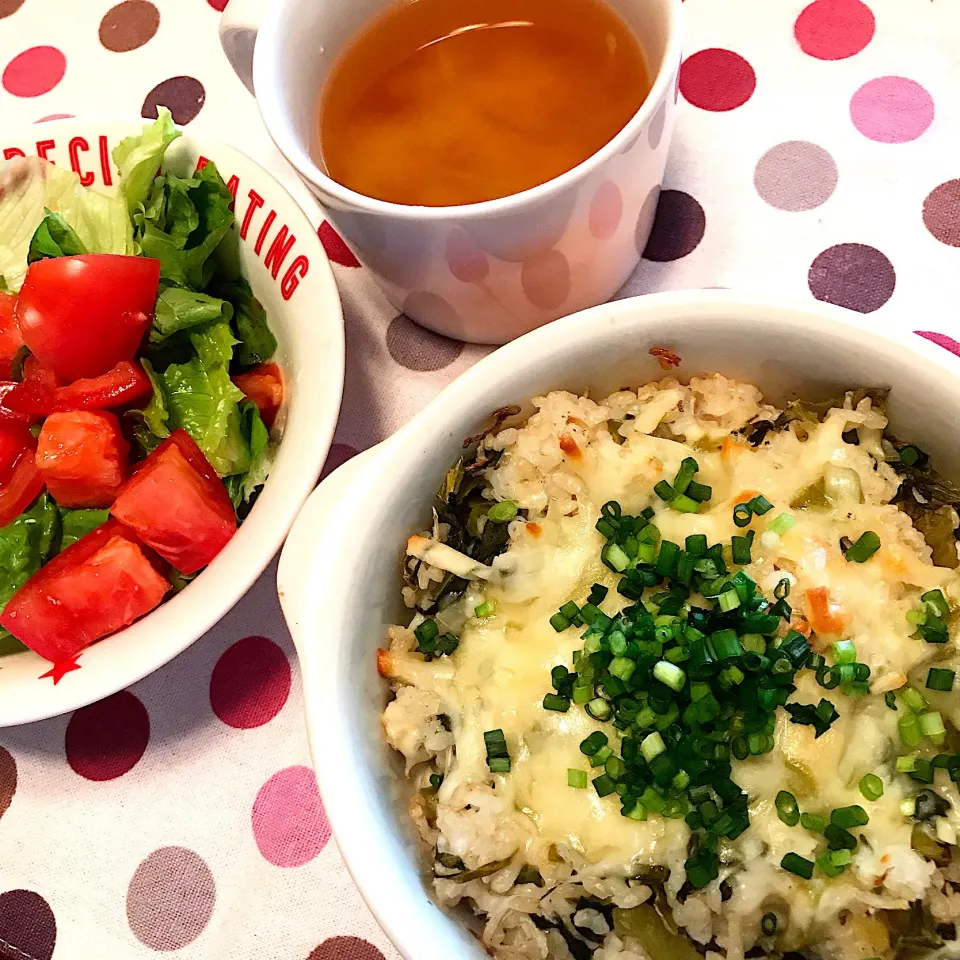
317,0,650,207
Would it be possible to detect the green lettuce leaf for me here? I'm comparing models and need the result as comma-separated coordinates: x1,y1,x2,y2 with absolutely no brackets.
162,321,249,477
59,508,109,551
152,285,232,346
27,208,87,263
112,107,181,215
137,162,235,291
0,158,133,290
224,400,274,513
0,494,59,653
215,277,277,369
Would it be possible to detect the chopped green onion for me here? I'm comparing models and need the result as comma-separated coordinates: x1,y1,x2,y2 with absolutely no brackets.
673,457,698,494
761,913,777,937
800,812,825,833
685,534,708,556
549,613,571,632
733,503,753,527
900,445,923,466
919,710,946,740
653,660,686,691
655,540,681,576
816,852,845,879
474,600,496,618
585,698,612,721
831,640,856,664
686,481,713,502
767,513,796,536
641,731,666,762
896,754,918,773
671,494,700,513
542,693,571,712
430,773,443,790
593,774,616,797
926,668,955,692
567,768,587,789
654,480,675,502
899,797,916,817
781,852,814,880
830,805,869,828
776,790,800,827
560,600,581,622
711,629,743,660
488,500,519,523
845,531,881,562
731,535,752,565
859,773,884,801
580,731,607,756
909,758,935,784
749,495,774,515
885,691,898,710
484,729,511,773
488,757,510,773
415,619,439,644
922,588,950,619
899,713,922,747
902,687,927,712
601,542,631,572
718,589,741,612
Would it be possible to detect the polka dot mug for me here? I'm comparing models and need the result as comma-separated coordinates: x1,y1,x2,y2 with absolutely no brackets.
220,0,683,343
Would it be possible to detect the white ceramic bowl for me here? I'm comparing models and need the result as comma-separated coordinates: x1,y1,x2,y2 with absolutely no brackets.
278,289,960,959
0,119,344,726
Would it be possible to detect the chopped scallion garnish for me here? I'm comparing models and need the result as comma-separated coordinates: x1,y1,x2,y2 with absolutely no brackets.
781,852,814,880
567,768,587,789
775,790,800,826
845,530,880,562
487,500,519,523
859,773,884,801
926,667,955,692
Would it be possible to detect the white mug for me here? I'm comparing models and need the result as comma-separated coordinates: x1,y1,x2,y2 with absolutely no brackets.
221,0,683,343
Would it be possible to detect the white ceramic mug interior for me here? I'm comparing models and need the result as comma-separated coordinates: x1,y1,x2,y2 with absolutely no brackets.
221,0,683,343
277,290,960,960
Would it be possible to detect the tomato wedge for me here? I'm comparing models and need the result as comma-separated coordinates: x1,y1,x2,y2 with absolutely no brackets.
4,360,152,416
16,255,160,381
0,421,43,527
111,430,236,575
0,519,169,662
0,291,23,372
0,383,35,424
36,411,130,508
233,362,283,428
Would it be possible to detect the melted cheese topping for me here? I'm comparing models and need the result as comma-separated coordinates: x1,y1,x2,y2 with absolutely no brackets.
384,379,960,953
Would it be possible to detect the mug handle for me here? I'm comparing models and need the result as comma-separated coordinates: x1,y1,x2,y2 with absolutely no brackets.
219,0,264,94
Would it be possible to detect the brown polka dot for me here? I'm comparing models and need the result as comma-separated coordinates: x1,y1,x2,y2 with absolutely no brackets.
923,179,960,247
0,890,56,960
808,242,895,313
387,312,463,371
320,443,360,481
642,190,705,262
99,0,159,52
634,185,661,257
0,747,15,820
142,75,205,125
0,0,24,17
127,847,216,950
521,249,571,310
308,937,385,960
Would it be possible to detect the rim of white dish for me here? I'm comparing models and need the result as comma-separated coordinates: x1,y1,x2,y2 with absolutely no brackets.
253,0,684,219
295,289,960,960
0,118,345,725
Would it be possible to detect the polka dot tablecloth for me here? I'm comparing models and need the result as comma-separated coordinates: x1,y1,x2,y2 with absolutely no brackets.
0,0,959,957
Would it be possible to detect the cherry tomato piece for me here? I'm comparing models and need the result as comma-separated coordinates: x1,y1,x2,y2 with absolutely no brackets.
111,429,236,575
232,362,284,428
15,255,160,381
4,360,152,416
0,422,43,527
0,519,169,662
36,411,130,508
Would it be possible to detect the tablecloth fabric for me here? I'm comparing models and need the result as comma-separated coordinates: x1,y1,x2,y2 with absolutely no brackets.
0,0,958,957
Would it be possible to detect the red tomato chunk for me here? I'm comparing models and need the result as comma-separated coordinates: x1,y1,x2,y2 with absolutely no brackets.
36,411,129,508
0,291,23,371
111,430,237,575
16,254,160,381
5,360,152,416
0,421,42,526
233,362,284,428
0,519,169,662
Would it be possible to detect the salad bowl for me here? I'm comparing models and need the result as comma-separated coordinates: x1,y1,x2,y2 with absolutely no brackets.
0,118,344,725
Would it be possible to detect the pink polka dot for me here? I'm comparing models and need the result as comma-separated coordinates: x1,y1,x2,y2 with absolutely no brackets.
445,229,489,283
2,46,66,98
34,113,73,123
794,0,874,60
210,635,291,729
252,765,330,867
588,181,623,241
318,221,360,268
65,691,150,781
850,77,934,144
680,49,755,112
521,249,571,310
320,443,360,481
916,331,960,357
